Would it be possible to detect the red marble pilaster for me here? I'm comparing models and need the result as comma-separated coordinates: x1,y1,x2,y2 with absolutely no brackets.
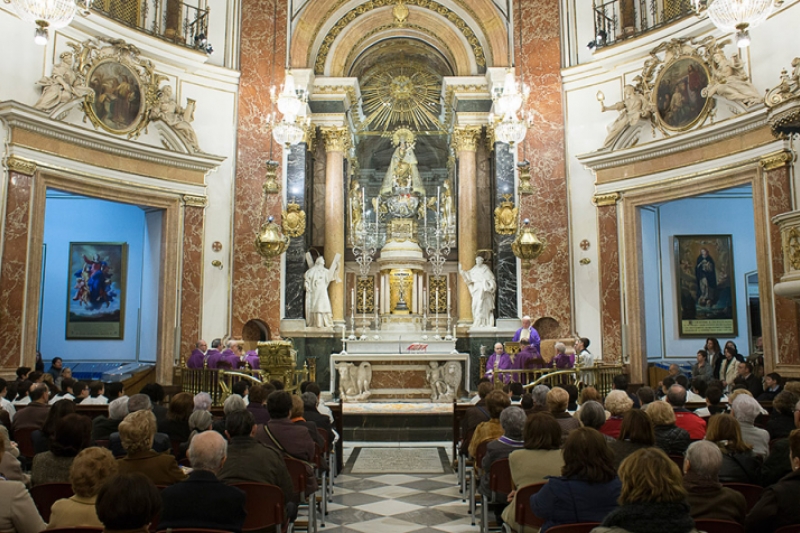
514,0,571,336
232,0,286,339
180,205,204,364
597,204,623,360
0,172,33,369
766,166,800,366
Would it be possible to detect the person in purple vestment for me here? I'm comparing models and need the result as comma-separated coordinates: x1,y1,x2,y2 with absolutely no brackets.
513,339,545,383
245,350,261,370
552,342,575,369
485,342,512,383
511,316,541,356
205,349,224,369
186,340,208,369
220,339,238,366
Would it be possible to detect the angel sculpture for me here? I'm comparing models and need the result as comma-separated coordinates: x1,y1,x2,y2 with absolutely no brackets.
34,52,94,113
703,50,762,107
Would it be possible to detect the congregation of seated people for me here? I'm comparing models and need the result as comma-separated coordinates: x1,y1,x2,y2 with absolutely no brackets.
0,358,338,533
460,333,800,532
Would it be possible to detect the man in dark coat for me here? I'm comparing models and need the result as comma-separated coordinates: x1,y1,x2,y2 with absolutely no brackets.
746,430,800,533
219,408,296,521
11,384,49,432
158,431,246,533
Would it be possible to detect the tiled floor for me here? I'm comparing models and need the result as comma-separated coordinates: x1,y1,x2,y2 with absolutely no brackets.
312,443,477,533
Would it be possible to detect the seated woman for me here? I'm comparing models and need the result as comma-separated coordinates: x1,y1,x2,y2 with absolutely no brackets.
547,387,581,441
594,448,698,533
600,390,633,439
767,391,798,441
157,391,194,444
96,473,162,533
48,447,118,529
531,427,621,532
647,400,690,456
705,413,761,484
0,429,27,484
609,409,656,470
117,410,187,486
468,390,511,459
32,399,76,454
746,429,800,533
31,414,91,486
0,477,46,533
480,407,526,523
501,413,565,529
579,401,615,444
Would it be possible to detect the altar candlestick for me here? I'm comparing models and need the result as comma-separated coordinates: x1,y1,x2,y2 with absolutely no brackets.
447,286,451,311
362,288,367,317
351,288,355,313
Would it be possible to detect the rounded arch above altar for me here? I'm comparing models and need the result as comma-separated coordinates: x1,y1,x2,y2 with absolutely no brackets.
289,0,510,75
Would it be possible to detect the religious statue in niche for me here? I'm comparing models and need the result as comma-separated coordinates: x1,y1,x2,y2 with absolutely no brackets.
304,252,341,329
380,129,426,199
34,51,94,113
439,178,456,236
335,362,372,402
426,361,462,402
458,256,496,328
349,178,364,236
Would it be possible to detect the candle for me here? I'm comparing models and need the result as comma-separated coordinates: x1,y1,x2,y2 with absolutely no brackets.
351,288,355,312
362,288,366,316
437,186,441,230
447,287,451,310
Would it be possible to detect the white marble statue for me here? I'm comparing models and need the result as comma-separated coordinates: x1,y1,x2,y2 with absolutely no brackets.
703,50,762,107
426,361,462,402
336,362,372,402
34,52,94,113
304,252,341,328
458,256,496,328
601,84,652,149
149,85,201,152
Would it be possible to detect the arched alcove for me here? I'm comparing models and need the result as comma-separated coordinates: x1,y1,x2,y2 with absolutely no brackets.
242,319,271,351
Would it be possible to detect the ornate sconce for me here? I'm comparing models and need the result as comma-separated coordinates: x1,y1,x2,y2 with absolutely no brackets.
517,160,533,195
282,202,306,237
254,216,289,260
511,218,544,268
263,161,280,194
494,194,518,235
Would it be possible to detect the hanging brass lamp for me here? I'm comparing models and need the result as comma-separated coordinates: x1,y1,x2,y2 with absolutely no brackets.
511,218,543,268
254,215,289,260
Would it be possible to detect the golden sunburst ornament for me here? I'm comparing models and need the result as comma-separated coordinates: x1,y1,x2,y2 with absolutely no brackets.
360,60,443,132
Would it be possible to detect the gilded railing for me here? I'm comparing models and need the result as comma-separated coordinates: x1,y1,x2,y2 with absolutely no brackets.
91,0,210,51
492,363,625,397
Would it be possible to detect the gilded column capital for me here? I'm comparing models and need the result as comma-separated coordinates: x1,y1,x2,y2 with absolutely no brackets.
321,126,350,153
592,192,620,206
452,126,482,153
760,150,794,171
6,156,37,176
182,195,208,208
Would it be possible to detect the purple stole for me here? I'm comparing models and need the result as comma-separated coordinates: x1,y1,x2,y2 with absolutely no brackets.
186,349,205,369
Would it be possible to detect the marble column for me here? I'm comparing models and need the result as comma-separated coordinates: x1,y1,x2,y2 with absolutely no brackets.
321,127,348,324
0,164,35,370
179,199,206,365
595,194,623,360
284,142,309,320
493,142,518,319
454,126,482,326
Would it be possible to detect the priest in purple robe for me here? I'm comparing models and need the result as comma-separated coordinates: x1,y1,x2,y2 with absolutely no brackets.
485,342,512,383
245,350,261,370
512,339,545,383
205,348,224,369
511,316,541,356
186,340,208,369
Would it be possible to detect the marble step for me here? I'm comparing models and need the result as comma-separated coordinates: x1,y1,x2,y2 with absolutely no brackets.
343,412,453,442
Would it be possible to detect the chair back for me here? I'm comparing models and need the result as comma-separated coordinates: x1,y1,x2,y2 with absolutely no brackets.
47,526,103,533
284,456,308,498
514,482,547,528
14,427,37,459
694,519,745,533
316,428,329,453
546,524,601,533
30,482,74,522
722,482,763,513
775,526,800,533
170,439,183,457
230,482,285,532
95,439,110,449
668,454,685,473
488,458,513,495
474,439,489,467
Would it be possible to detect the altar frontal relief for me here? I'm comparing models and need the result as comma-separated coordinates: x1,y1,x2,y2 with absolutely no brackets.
67,242,127,339
674,235,736,337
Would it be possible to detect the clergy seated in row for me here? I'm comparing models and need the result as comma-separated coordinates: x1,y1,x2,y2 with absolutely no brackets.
187,339,260,370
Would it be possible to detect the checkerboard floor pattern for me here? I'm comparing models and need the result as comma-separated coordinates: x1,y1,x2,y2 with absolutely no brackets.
311,443,477,533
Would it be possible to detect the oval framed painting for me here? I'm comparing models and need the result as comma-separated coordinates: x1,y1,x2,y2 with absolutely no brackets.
653,56,713,132
85,59,145,135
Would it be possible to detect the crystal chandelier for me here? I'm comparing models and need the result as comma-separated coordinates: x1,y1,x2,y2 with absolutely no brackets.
11,0,84,44
491,69,531,145
693,0,782,47
269,70,308,147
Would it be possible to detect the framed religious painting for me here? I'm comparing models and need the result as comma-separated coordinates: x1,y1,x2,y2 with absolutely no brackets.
66,242,128,339
653,55,713,132
674,235,737,338
85,59,145,135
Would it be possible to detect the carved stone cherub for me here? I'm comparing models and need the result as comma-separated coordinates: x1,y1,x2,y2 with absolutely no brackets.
34,52,94,113
149,85,201,152
600,84,653,149
703,48,762,107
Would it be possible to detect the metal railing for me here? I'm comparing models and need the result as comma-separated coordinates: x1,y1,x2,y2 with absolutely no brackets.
591,0,693,49
91,0,209,51
490,363,625,397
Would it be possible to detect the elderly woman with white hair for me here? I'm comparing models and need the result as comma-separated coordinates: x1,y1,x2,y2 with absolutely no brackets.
600,390,633,439
212,394,247,434
731,394,770,458
682,440,746,524
579,400,615,444
193,392,212,412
